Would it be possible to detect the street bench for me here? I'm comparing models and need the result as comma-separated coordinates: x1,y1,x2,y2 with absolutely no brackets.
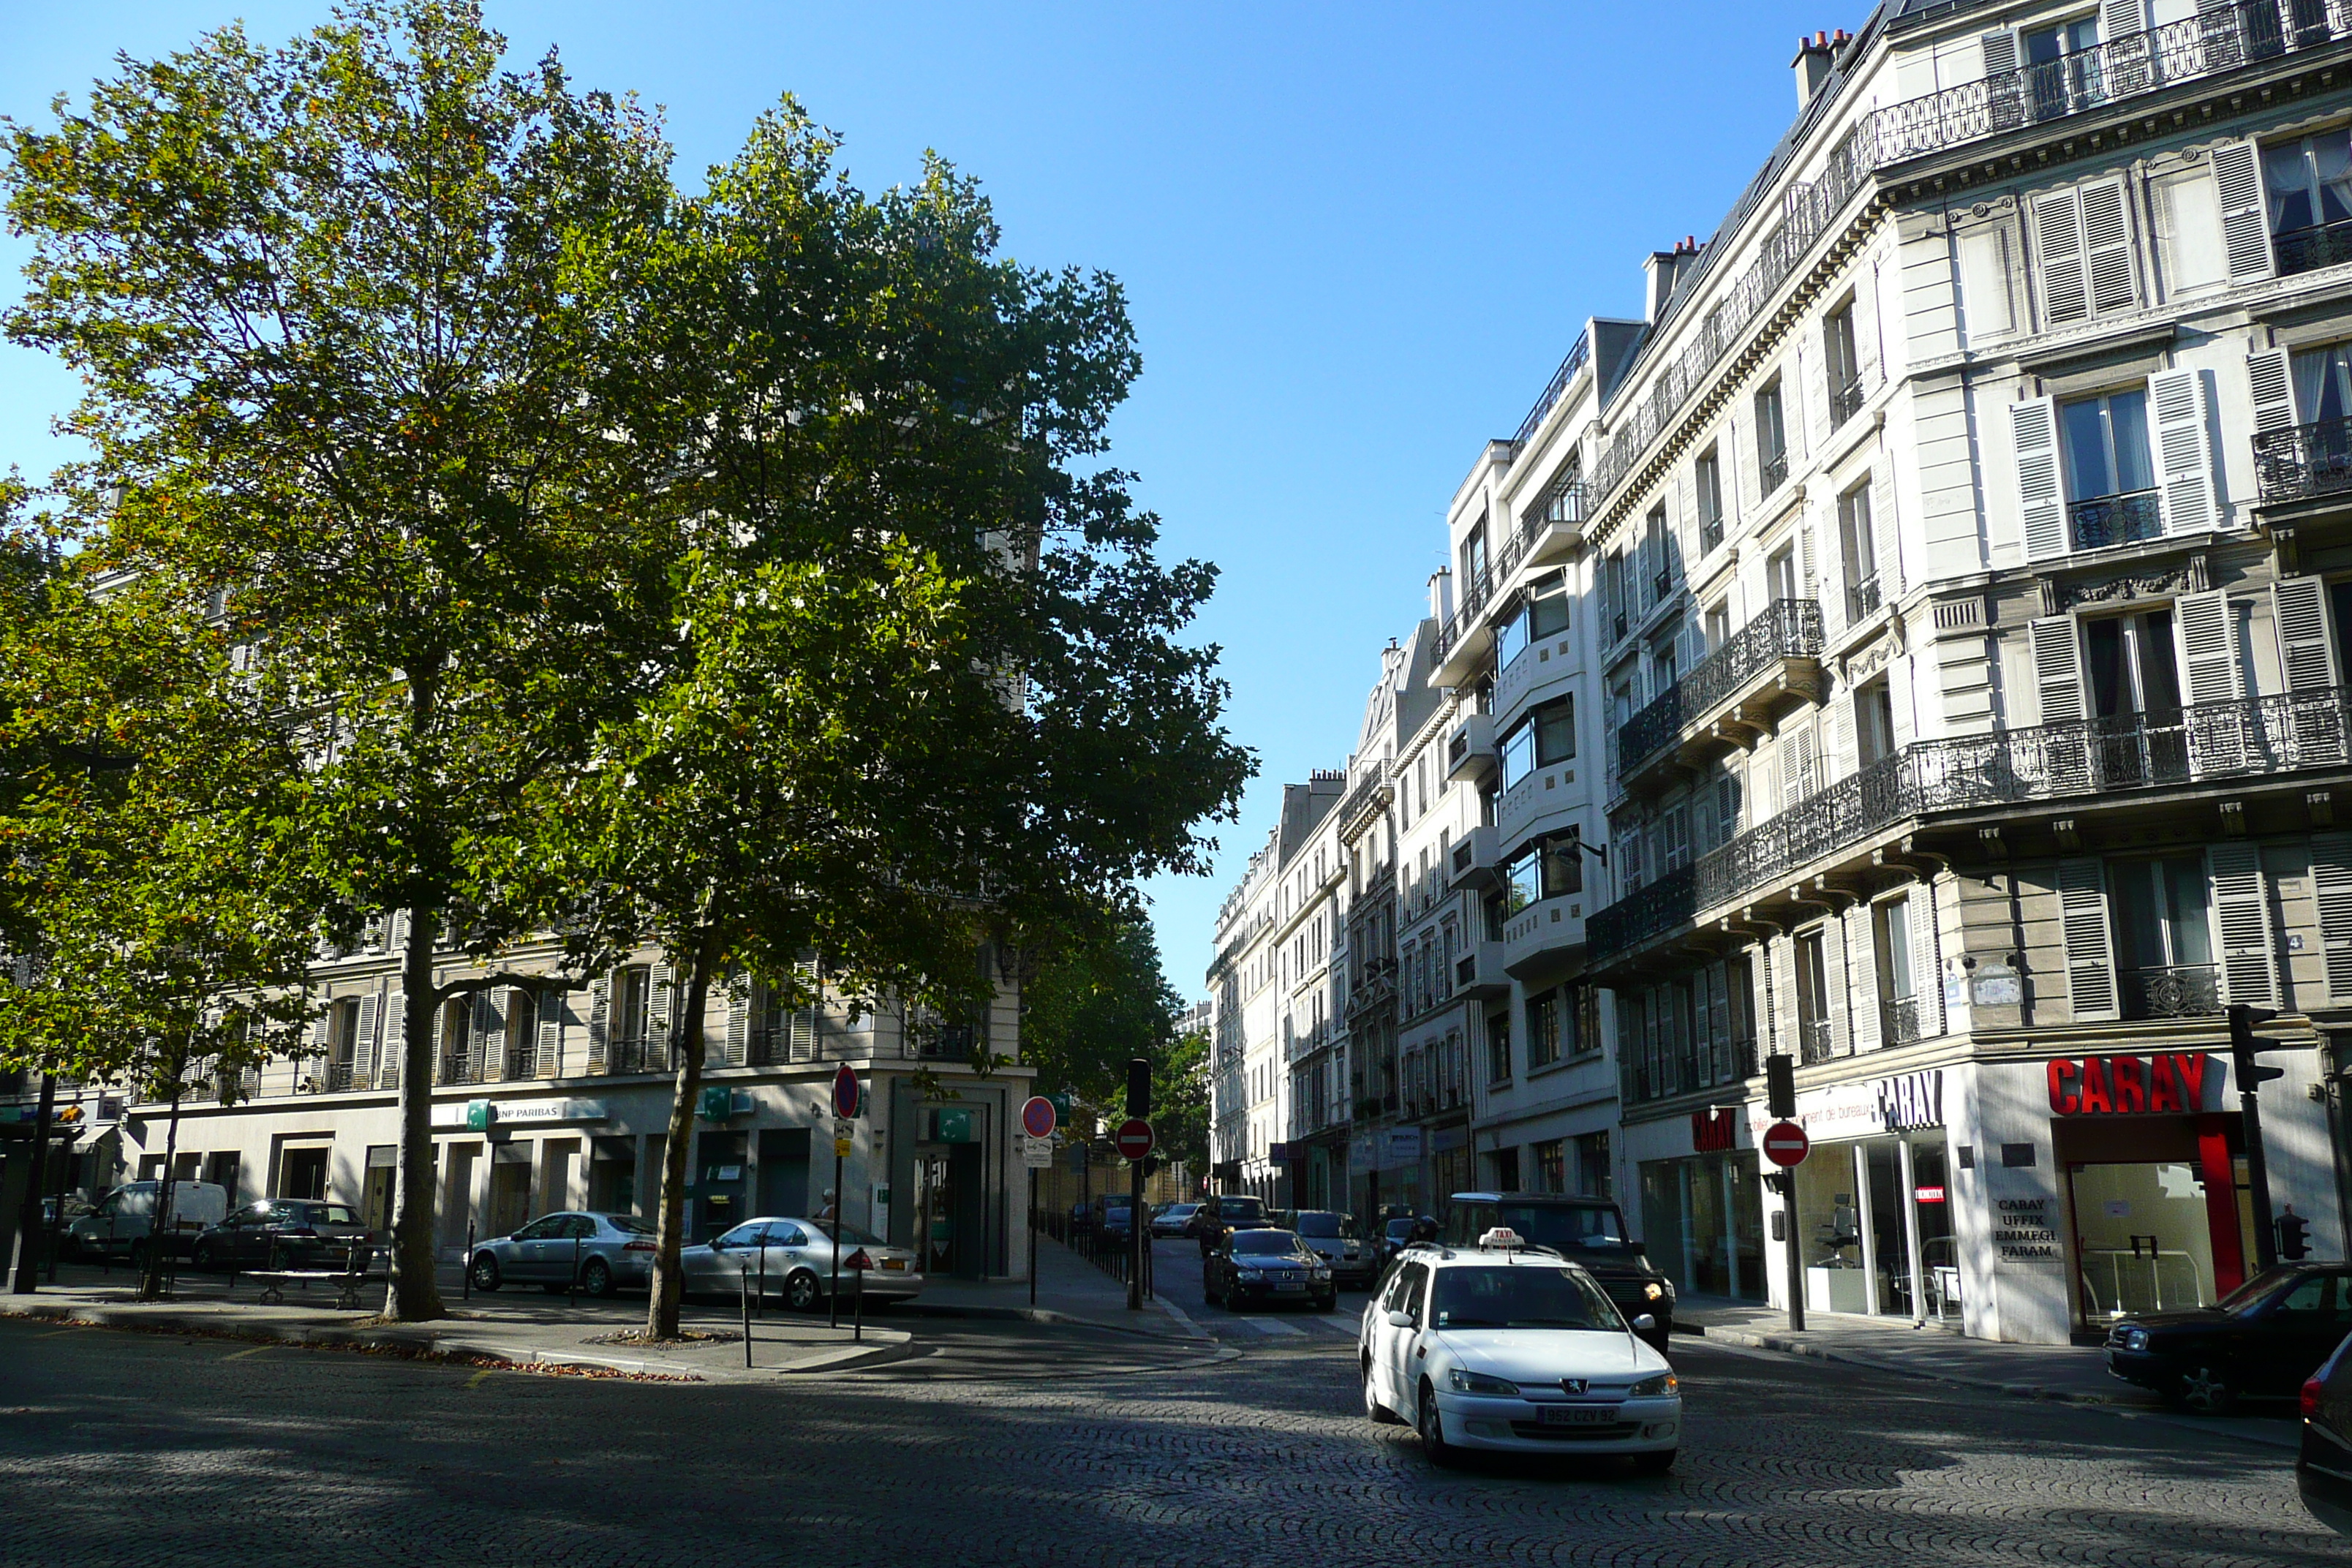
248,1240,377,1311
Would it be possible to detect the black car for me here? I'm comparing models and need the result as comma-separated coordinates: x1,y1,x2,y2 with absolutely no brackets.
1194,1194,1273,1255
1091,1194,1136,1238
1204,1228,1335,1311
2299,1325,2352,1538
1442,1192,1676,1352
190,1198,375,1273
2107,1262,2352,1414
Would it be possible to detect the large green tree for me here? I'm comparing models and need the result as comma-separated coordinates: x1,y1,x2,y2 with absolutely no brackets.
4,2,680,1319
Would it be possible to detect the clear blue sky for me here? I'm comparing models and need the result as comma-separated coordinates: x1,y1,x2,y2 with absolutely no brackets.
2,1,1852,997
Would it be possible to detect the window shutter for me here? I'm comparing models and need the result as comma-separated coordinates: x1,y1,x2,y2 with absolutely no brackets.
2028,614,2087,725
1911,887,1946,1038
585,974,611,1075
306,1009,331,1071
2150,368,2218,535
2102,0,2152,92
2010,399,2067,562
2081,179,2136,316
2273,576,2340,693
535,990,562,1079
725,975,750,1068
2057,858,2119,1021
1982,31,2023,131
380,990,406,1089
648,963,674,1066
1856,267,1882,393
475,990,501,1085
2208,842,2280,1007
2032,187,2089,325
793,955,821,1062
2212,139,2273,284
1870,454,1901,598
1827,690,1859,780
353,993,379,1089
1798,522,1817,604
1845,907,1880,1055
2174,588,2248,775
2248,348,2296,437
1706,961,1732,1082
428,998,450,1087
1778,720,1807,808
1770,938,1796,1058
2312,834,2352,1003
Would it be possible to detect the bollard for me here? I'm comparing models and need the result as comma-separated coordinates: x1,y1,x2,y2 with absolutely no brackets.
569,1233,581,1308
756,1243,765,1319
740,1264,753,1369
462,1221,475,1303
853,1263,864,1343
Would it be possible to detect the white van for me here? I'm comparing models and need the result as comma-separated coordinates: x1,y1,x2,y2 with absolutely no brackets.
67,1180,230,1262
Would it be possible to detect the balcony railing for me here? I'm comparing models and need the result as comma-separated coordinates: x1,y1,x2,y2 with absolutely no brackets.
2120,964,2223,1019
1700,509,1725,557
1591,684,2352,962
1798,1019,1833,1066
1831,374,1866,428
2070,489,2163,551
1882,996,1919,1048
1760,451,1790,494
2254,417,2352,504
1845,572,1882,623
1583,1,2352,528
1616,598,1823,777
1512,331,1594,448
2277,216,2352,276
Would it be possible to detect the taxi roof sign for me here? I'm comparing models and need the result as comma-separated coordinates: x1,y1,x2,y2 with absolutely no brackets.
1478,1226,1522,1248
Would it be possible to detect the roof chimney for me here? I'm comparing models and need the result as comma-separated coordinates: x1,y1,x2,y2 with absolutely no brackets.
1793,29,1836,110
1429,567,1453,624
1643,236,1703,324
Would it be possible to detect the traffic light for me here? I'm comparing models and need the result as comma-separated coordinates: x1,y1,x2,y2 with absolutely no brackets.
1766,1053,1796,1119
1127,1058,1152,1119
2229,1004,2290,1088
2280,1207,2313,1262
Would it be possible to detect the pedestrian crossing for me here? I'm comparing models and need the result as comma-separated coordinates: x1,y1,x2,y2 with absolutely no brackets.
1226,1313,1362,1340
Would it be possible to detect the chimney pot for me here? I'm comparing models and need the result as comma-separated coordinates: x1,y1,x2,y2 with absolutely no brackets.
1792,29,1838,110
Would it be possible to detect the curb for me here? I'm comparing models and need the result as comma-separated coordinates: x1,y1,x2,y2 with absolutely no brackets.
894,1300,1197,1342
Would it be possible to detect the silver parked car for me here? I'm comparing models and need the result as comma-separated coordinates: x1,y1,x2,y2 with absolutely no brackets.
467,1211,657,1297
678,1215,924,1311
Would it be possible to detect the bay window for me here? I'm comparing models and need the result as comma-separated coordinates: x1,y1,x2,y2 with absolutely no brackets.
1499,696,1574,789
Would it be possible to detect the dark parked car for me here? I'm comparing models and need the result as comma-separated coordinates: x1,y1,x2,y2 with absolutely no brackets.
1194,1194,1273,1256
1291,1210,1374,1289
1204,1228,1334,1312
190,1198,374,1273
1443,1192,1677,1351
1373,1215,1436,1274
2299,1324,2352,1538
2108,1262,2352,1414
1090,1194,1136,1239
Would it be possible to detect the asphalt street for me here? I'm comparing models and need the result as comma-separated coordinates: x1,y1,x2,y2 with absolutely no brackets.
0,1240,2337,1567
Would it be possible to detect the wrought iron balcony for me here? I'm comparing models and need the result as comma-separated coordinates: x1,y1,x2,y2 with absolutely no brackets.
2254,418,2352,505
1591,685,2352,963
1700,510,1725,557
1798,1019,1833,1066
1615,598,1824,784
2120,964,2223,1020
1845,572,1882,623
1831,374,1866,429
2277,216,2352,276
325,1061,356,1093
2070,489,2163,551
1512,331,1592,448
1882,997,1919,1049
1760,451,1789,495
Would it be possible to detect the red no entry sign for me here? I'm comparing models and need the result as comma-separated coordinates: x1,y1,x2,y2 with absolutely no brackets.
1762,1120,1810,1168
1113,1117,1156,1161
1021,1095,1058,1139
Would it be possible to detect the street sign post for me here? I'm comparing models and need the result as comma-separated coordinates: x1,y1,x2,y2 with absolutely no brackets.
1021,1096,1058,1140
828,1066,859,1328
1761,1118,1809,1333
1763,1121,1810,1167
1113,1119,1156,1161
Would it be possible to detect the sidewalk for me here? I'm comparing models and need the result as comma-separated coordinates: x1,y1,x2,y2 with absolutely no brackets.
907,1235,1207,1341
1,1269,907,1383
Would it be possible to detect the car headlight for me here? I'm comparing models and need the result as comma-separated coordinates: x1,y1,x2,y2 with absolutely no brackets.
1643,1283,1665,1300
2123,1329,2149,1352
1235,1267,1262,1280
1449,1368,1522,1396
1629,1373,1678,1398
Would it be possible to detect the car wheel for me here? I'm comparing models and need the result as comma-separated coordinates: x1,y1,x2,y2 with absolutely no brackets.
2182,1365,2239,1415
1363,1354,1401,1424
1417,1379,1458,1467
1633,1449,1677,1477
578,1258,614,1299
470,1254,501,1292
785,1270,823,1313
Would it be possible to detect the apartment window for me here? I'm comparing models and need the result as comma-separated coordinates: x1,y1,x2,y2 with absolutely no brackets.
1650,636,1678,696
2061,389,2157,549
1503,832,1583,916
2021,15,2103,120
1703,601,1731,655
2081,608,2182,728
2266,129,2352,271
1855,679,1897,769
1826,304,1863,426
325,998,362,1092
614,965,652,1070
1526,990,1562,1071
1767,543,1798,604
437,996,471,1085
2108,854,2217,1019
1874,894,1919,1047
1572,1131,1613,1200
1499,696,1573,789
1695,448,1726,554
1461,521,1490,599
1795,932,1831,1064
1837,482,1880,621
1486,1013,1512,1084
1643,506,1674,605
1534,1138,1567,1195
1494,572,1570,669
2292,341,2352,423
1659,804,1691,873
1605,551,1631,641
1755,380,1789,494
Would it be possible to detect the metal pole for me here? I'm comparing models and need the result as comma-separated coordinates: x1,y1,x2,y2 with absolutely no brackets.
1897,1138,1928,1328
829,1145,844,1329
757,1239,766,1318
2243,1083,2280,1271
741,1264,752,1369
1779,1169,1806,1333
463,1221,475,1302
1126,1156,1143,1311
11,1072,55,1294
1028,1167,1038,1308
569,1232,580,1308
853,1262,864,1343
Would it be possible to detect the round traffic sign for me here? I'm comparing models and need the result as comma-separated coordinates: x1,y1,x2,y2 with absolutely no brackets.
1020,1095,1058,1140
832,1064,861,1121
1763,1120,1811,1168
1113,1117,1156,1161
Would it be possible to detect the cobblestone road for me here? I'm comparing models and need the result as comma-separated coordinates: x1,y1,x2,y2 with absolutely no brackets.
0,1308,2334,1567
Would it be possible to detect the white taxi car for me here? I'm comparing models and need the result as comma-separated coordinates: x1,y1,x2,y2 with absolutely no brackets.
1360,1228,1682,1471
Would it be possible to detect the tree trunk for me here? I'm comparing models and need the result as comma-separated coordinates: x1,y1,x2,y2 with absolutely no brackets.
10,1071,55,1293
139,1046,186,1301
647,928,720,1339
390,903,446,1321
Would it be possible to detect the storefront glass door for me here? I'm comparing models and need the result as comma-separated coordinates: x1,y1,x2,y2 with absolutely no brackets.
2067,1161,2217,1319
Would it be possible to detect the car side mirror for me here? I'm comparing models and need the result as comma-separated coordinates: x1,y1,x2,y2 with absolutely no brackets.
1384,1309,1414,1329
1632,1313,1657,1333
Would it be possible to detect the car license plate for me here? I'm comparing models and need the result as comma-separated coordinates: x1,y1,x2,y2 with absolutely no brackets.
881,1259,906,1271
1539,1405,1621,1426
1274,1281,1307,1292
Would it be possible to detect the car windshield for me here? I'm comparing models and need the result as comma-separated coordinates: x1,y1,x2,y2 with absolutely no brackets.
1294,1212,1353,1238
1218,1198,1265,1221
598,1213,656,1235
1233,1230,1302,1256
1428,1265,1624,1331
2217,1267,2301,1313
1386,1219,1418,1240
1165,1205,1197,1217
1495,1203,1628,1251
815,1219,883,1246
1102,1196,1132,1210
312,1205,362,1226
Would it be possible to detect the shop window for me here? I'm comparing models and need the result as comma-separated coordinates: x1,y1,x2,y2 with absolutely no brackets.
2106,854,2218,1019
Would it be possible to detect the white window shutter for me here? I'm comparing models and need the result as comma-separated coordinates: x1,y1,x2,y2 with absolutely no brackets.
535,990,563,1079
380,990,406,1089
2150,368,2218,534
306,1009,331,1066
475,990,500,1085
648,963,674,1066
1778,720,1806,808
2057,858,2119,1021
353,993,379,1089
2011,398,2067,562
1910,888,1946,1038
1706,961,1732,1082
2248,348,2296,437
2081,179,2136,316
725,974,750,1068
793,955,821,1062
1983,31,2023,130
2273,576,2340,693
1798,521,1817,604
1845,908,1880,1055
2173,588,2242,705
2212,139,2273,284
1827,690,1859,780
1870,455,1901,597
586,974,611,1075
2102,0,2152,91
2208,841,2280,1007
2311,834,2352,1003
2030,616,2091,791
2032,187,2089,325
